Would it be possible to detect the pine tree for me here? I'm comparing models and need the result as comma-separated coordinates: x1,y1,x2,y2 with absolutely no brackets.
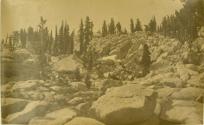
116,22,122,34
102,20,108,37
159,0,204,42
135,18,143,31
109,18,115,34
43,27,49,53
140,44,151,76
70,31,74,54
144,25,149,32
12,31,19,49
38,16,47,54
196,0,204,28
84,16,90,54
161,16,168,37
84,16,93,54
20,29,27,48
53,26,58,55
130,18,135,33
27,27,34,42
1,39,5,50
8,36,13,50
64,22,70,54
90,22,94,40
79,19,84,55
48,30,53,54
85,47,97,71
38,17,48,79
148,16,157,33
59,21,65,54
152,17,157,32
145,17,156,33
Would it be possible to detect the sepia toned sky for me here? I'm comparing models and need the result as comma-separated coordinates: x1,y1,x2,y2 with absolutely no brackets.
2,0,183,37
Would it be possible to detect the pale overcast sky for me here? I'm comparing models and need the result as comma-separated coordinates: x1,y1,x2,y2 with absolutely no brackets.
2,0,183,37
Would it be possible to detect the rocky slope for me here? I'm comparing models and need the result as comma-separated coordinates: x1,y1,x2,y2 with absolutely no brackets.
1,32,204,125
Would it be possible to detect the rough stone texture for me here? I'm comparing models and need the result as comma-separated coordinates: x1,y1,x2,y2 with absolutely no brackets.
1,83,14,96
12,80,44,91
176,64,199,82
29,108,77,125
5,101,49,124
159,77,184,88
171,87,204,100
160,100,203,124
69,82,87,91
8,80,58,101
93,79,122,91
187,72,204,88
1,98,29,118
68,97,84,105
75,102,92,114
156,87,178,98
91,84,157,125
14,49,32,61
1,48,14,59
64,117,105,125
136,72,177,87
23,55,39,66
53,55,82,73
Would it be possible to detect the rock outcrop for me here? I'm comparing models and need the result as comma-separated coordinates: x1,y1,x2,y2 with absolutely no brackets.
5,101,49,124
1,98,29,118
29,108,77,125
53,55,82,73
2,32,204,125
160,100,203,124
91,84,157,125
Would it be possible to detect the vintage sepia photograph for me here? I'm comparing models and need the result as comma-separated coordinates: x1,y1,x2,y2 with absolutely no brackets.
1,0,204,124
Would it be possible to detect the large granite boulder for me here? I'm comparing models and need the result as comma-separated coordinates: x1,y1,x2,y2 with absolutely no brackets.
156,87,179,98
14,49,32,62
12,80,44,91
53,55,82,73
1,98,29,118
1,48,14,62
171,87,204,100
29,108,77,125
160,100,203,124
5,101,49,124
187,72,204,88
176,64,199,82
92,79,122,91
91,84,157,125
10,80,45,100
69,82,87,92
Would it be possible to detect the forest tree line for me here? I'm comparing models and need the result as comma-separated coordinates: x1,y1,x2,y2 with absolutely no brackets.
1,17,75,56
1,0,204,57
158,0,204,42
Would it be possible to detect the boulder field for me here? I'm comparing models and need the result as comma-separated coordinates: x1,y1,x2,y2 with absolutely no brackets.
1,32,204,125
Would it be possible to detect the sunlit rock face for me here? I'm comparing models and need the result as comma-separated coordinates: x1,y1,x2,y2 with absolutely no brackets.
91,84,157,125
